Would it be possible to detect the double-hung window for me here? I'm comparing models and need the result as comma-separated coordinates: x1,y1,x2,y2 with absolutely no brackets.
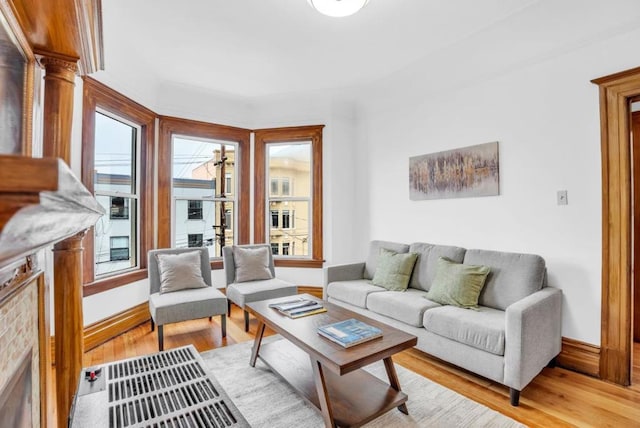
93,111,139,276
158,118,250,267
81,78,155,295
255,125,323,267
172,136,237,257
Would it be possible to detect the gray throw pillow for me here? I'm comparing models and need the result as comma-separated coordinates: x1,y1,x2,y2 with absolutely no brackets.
233,246,273,283
156,251,208,294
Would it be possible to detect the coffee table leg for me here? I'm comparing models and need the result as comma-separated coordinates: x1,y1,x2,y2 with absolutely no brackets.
250,321,266,367
310,357,337,428
384,357,409,415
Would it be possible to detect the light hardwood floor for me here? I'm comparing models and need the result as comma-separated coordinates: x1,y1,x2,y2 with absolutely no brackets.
51,308,640,428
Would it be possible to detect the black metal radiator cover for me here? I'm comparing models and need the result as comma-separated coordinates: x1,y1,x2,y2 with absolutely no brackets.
69,345,249,428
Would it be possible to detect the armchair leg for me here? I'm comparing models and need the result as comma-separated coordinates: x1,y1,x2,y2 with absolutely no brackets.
509,388,520,406
221,315,227,338
547,356,558,368
227,300,231,317
244,310,250,332
158,325,164,352
209,316,212,321
150,319,155,332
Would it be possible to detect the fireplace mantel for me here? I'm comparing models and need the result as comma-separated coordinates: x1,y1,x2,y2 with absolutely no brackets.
0,155,104,269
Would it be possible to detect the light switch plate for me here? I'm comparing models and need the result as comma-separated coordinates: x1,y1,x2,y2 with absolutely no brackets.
557,190,568,205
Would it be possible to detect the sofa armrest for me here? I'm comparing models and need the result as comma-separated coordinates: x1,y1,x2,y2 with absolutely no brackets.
504,287,562,391
322,262,365,300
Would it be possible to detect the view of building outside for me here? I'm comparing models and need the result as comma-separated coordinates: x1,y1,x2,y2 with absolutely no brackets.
93,111,139,277
172,137,236,257
267,142,312,257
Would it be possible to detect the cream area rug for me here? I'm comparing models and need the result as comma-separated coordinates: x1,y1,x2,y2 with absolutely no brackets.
201,337,526,428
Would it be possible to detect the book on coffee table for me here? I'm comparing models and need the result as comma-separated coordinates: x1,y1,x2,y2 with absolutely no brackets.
269,298,327,318
317,318,383,348
268,297,317,312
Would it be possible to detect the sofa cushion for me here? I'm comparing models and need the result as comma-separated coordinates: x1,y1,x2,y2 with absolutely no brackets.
366,289,441,327
371,249,418,291
425,257,490,309
464,249,546,310
409,243,467,291
364,241,410,280
423,305,506,356
326,280,386,308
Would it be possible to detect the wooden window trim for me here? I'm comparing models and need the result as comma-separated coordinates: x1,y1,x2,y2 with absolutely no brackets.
158,116,251,262
81,77,156,296
254,125,324,268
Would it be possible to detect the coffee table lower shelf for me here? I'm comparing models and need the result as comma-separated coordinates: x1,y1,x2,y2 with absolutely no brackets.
257,339,408,428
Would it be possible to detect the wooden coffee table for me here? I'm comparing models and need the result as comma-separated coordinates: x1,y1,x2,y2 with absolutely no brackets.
246,294,418,428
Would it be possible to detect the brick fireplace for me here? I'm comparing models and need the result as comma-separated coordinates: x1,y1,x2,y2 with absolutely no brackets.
0,258,47,428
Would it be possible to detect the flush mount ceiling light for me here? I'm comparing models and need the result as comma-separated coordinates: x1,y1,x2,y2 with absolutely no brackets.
308,0,370,17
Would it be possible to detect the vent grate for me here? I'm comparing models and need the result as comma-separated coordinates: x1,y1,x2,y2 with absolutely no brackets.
70,345,248,428
109,361,208,401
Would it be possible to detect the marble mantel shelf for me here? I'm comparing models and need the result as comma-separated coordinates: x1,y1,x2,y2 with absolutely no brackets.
0,155,104,269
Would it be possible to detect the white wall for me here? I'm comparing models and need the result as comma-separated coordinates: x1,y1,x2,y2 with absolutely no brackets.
356,26,640,345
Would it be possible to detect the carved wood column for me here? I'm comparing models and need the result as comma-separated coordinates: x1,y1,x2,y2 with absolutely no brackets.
52,231,86,428
40,55,85,427
40,57,77,161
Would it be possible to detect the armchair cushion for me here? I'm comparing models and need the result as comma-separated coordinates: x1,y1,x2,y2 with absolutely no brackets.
371,248,418,291
156,250,208,294
150,287,227,325
232,246,274,283
226,278,297,308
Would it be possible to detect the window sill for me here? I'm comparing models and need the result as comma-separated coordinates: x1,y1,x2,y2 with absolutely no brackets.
83,269,148,297
274,259,324,268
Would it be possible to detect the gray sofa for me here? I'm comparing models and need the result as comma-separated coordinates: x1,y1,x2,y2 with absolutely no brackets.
323,240,562,406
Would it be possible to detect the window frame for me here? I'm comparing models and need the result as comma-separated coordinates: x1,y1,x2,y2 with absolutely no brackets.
254,125,324,268
158,116,251,269
81,77,156,297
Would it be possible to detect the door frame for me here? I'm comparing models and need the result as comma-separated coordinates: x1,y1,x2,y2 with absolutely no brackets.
592,66,640,385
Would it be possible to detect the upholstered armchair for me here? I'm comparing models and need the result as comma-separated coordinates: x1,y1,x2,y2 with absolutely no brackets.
222,244,297,331
148,247,227,350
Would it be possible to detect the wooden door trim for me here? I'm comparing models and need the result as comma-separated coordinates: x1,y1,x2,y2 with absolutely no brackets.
592,65,640,385
633,111,640,343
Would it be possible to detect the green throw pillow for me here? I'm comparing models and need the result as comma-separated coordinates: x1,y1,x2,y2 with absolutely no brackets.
371,248,418,291
426,257,490,309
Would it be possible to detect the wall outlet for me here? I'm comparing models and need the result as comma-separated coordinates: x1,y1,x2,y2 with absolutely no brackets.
557,190,568,205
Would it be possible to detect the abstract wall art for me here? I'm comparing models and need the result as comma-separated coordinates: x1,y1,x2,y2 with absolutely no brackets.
409,141,499,200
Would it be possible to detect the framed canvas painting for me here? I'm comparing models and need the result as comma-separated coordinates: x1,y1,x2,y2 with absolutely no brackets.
409,142,500,200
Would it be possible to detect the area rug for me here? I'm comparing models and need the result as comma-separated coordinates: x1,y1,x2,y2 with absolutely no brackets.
201,337,525,427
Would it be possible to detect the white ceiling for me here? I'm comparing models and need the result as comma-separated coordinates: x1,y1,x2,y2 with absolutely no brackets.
101,0,640,101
